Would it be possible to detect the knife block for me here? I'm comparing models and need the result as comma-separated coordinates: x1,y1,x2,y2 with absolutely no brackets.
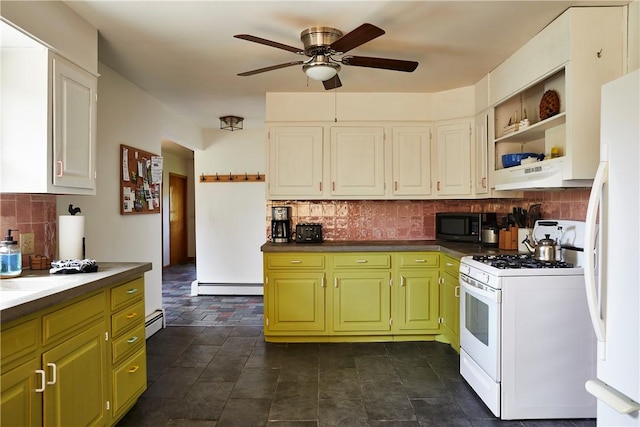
499,227,519,250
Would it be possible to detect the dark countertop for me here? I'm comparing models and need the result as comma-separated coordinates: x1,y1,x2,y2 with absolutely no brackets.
0,262,152,324
261,240,520,259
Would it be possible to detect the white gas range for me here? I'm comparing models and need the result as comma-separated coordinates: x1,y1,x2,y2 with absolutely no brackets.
458,220,597,420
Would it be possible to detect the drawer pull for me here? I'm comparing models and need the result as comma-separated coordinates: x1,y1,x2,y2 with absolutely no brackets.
126,312,138,319
56,160,64,177
356,259,368,263
290,260,301,264
455,286,460,298
126,288,139,294
127,336,139,344
35,369,46,392
414,259,426,263
128,365,140,374
47,363,57,385
446,262,454,267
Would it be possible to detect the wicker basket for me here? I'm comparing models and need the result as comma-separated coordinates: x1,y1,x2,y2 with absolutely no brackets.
30,255,51,270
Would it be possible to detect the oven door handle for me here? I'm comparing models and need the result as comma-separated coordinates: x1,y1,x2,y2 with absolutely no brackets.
460,275,500,303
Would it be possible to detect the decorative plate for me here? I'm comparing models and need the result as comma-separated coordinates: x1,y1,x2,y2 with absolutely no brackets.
539,90,560,120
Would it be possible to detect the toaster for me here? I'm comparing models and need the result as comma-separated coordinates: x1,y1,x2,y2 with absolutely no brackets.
295,223,323,243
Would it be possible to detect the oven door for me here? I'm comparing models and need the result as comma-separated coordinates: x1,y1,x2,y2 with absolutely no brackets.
459,272,501,381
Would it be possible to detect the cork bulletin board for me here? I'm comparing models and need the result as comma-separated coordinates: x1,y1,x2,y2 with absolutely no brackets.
120,144,162,215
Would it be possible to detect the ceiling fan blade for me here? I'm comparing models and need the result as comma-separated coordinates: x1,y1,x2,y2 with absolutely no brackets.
234,34,302,54
323,75,342,90
341,56,419,72
330,23,385,54
238,61,304,76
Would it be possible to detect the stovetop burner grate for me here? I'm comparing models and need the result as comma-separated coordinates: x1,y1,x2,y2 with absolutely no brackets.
472,254,574,269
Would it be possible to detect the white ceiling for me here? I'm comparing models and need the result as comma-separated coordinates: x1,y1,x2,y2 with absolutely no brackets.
63,0,629,133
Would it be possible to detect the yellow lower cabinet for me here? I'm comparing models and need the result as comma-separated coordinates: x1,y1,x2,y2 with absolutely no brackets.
440,255,461,352
331,270,392,333
42,322,107,427
396,269,440,333
265,271,326,334
1,357,42,427
112,348,146,418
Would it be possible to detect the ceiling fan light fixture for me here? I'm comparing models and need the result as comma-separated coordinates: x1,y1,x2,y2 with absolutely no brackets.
219,115,244,131
303,62,340,81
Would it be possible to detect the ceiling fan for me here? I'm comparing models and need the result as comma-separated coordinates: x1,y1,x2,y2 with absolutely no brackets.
234,23,419,90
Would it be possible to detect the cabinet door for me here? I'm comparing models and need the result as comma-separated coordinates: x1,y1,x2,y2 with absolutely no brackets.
434,120,472,196
42,322,106,427
474,112,489,195
0,358,42,427
332,271,391,333
392,126,432,197
396,269,440,332
441,272,460,352
330,127,385,197
265,272,326,334
268,126,324,198
52,54,97,191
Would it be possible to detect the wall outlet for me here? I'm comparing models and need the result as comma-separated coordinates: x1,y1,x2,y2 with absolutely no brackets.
20,232,35,255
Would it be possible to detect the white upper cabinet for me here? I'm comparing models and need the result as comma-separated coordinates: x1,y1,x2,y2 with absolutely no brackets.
434,119,472,196
391,127,432,198
490,7,625,190
267,126,324,199
0,23,97,195
330,127,385,198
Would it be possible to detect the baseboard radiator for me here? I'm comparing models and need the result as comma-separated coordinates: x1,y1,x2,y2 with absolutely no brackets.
145,309,164,338
191,280,263,296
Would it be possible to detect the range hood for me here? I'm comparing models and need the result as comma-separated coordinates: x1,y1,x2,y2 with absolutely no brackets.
494,157,593,191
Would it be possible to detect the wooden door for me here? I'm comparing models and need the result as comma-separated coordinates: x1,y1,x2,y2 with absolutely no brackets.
169,173,188,266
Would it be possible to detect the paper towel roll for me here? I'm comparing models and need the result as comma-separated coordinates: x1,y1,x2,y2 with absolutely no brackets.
58,216,85,260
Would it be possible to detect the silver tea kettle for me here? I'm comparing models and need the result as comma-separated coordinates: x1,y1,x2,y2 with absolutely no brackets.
522,234,558,261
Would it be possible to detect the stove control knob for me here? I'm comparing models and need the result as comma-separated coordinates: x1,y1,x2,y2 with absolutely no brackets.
479,272,489,283
460,265,470,275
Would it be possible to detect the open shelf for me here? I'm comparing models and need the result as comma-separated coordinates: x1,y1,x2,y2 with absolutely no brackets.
494,112,566,144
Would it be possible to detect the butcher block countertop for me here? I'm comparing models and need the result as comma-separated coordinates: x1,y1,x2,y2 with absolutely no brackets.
261,240,517,259
0,262,152,324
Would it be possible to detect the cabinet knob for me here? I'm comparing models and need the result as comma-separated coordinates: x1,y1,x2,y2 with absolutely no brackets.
47,362,57,385
56,160,64,177
455,286,460,298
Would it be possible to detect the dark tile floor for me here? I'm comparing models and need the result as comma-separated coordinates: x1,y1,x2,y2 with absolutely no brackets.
116,262,596,427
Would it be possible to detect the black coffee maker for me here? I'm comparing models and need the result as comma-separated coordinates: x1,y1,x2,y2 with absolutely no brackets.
271,206,291,243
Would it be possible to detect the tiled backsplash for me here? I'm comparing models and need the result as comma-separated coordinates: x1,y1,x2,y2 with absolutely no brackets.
0,189,591,265
267,188,591,241
0,193,57,268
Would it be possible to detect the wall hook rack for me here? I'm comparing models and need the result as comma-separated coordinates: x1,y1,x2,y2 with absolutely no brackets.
200,172,264,183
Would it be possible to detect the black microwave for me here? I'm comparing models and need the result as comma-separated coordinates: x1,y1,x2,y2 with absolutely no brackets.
436,212,497,243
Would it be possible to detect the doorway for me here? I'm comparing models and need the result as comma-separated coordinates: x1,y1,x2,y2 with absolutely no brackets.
169,173,188,266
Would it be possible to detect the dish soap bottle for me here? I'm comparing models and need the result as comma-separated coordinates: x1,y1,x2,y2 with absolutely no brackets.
0,229,22,278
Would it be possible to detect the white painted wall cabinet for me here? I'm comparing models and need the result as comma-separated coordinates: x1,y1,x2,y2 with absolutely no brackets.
1,26,97,195
434,119,472,196
266,122,476,201
489,7,625,190
267,126,324,198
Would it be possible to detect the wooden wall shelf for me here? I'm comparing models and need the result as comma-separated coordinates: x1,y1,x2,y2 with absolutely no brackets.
200,173,264,183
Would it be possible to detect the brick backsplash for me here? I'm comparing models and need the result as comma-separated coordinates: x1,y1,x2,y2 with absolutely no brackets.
0,193,57,268
267,188,591,241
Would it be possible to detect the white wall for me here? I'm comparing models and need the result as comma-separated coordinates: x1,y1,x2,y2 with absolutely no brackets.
58,63,203,319
194,128,266,285
629,0,640,72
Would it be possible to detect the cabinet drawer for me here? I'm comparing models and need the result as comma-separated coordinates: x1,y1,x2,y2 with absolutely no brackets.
42,292,104,346
112,348,147,416
0,318,38,368
333,253,391,269
111,277,144,311
112,323,145,364
111,300,145,338
266,254,325,269
397,253,439,268
442,257,461,277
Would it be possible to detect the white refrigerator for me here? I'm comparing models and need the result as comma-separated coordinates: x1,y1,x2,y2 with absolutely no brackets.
585,69,640,426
